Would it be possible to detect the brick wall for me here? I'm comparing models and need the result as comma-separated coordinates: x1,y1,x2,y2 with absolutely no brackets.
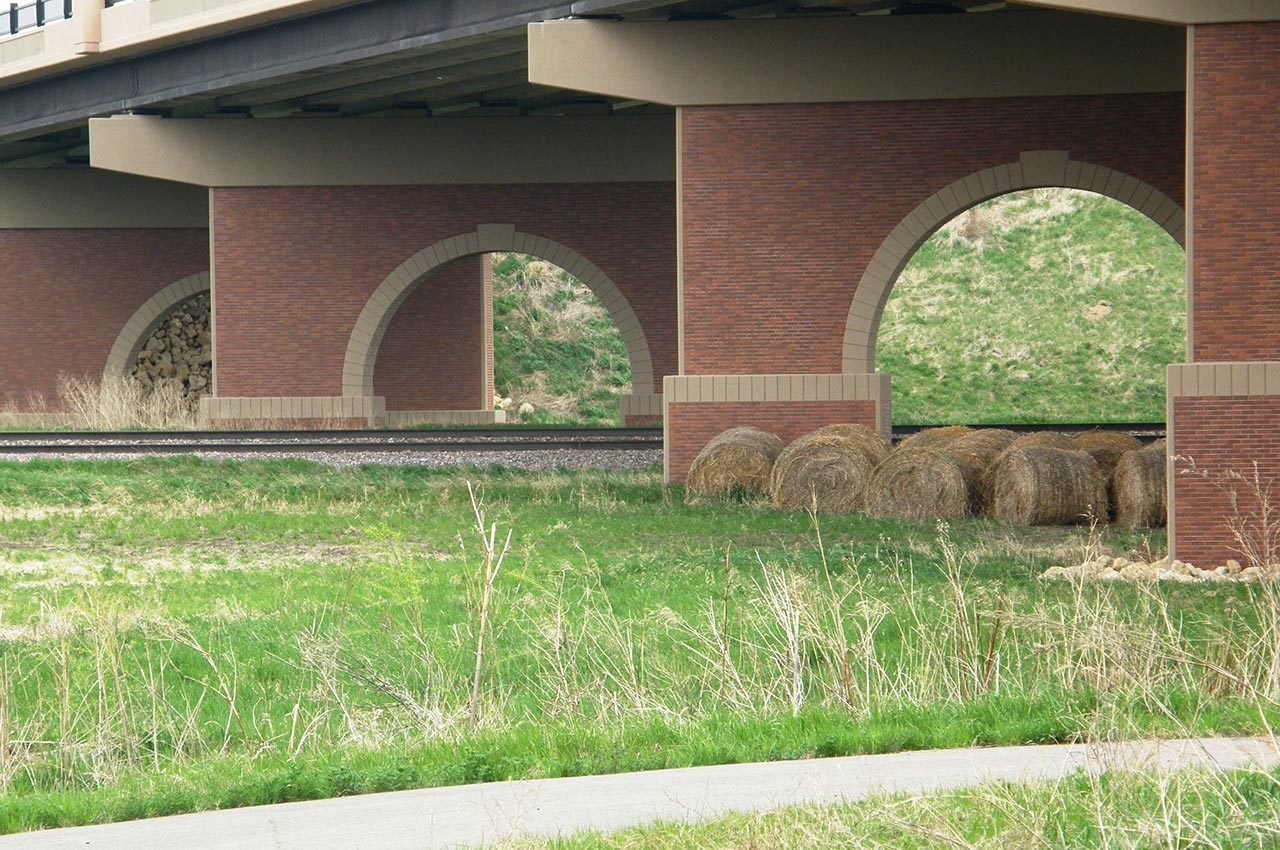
373,255,485,411
1172,395,1280,567
666,400,876,481
210,183,676,403
1166,22,1280,566
1190,23,1280,362
0,229,209,409
679,93,1184,376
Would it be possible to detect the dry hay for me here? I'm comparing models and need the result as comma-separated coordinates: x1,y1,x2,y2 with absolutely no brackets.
987,447,1108,526
1147,437,1167,454
1112,445,1167,528
896,425,972,453
1007,431,1075,451
686,426,784,499
943,429,1018,512
813,423,893,466
769,433,876,514
1070,430,1144,478
865,448,969,521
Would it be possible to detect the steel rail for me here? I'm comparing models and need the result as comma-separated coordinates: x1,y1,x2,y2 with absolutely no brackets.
0,423,1166,456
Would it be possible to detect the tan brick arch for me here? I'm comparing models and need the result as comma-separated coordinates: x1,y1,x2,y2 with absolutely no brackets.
842,151,1186,374
104,271,211,378
343,224,656,399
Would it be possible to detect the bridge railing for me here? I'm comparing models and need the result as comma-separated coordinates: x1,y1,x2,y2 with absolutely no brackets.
5,0,71,36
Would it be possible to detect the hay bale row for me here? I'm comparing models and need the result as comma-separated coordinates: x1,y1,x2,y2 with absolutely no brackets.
686,423,1165,528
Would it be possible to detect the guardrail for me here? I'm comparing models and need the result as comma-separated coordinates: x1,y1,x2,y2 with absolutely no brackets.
6,0,70,36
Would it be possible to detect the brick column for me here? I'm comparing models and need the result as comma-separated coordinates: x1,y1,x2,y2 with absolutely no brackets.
1171,22,1280,566
671,95,1183,482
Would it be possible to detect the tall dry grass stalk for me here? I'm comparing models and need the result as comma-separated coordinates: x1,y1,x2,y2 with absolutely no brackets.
0,374,199,430
56,373,196,430
467,481,512,729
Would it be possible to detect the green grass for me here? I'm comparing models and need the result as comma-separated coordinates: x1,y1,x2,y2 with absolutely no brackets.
522,767,1280,849
0,459,1276,834
881,189,1184,425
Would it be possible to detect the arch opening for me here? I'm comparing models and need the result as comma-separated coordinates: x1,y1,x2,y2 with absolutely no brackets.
344,225,655,418
488,252,632,425
842,152,1186,379
105,271,211,380
873,184,1185,425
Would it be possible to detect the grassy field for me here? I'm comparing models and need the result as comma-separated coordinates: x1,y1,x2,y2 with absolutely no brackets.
881,189,1185,425
520,767,1280,849
0,458,1275,834
492,189,1185,426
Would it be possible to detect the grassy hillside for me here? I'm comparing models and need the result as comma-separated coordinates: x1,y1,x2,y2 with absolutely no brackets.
873,188,1184,425
491,253,631,425
491,190,1185,426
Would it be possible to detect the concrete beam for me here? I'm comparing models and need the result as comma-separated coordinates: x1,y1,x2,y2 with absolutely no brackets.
527,11,1185,106
89,115,675,187
1019,1,1280,24
0,170,206,228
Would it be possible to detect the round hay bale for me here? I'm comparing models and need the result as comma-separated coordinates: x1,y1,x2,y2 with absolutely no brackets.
1113,446,1167,528
769,434,876,514
865,448,969,521
896,425,973,452
944,429,1018,513
1070,430,1144,478
1007,431,1075,451
987,447,1108,526
1146,437,1167,454
813,423,892,466
686,426,783,499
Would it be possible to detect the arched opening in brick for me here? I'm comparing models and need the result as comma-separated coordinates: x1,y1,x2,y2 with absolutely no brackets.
879,188,1185,425
489,253,631,425
841,152,1185,426
346,226,655,423
104,272,212,414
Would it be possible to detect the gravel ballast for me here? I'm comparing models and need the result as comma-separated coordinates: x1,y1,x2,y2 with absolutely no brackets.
0,448,662,470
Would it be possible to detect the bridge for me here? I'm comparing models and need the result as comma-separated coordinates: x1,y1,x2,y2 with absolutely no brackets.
0,0,1276,565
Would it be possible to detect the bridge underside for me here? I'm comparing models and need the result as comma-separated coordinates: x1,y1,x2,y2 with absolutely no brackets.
0,1,1276,565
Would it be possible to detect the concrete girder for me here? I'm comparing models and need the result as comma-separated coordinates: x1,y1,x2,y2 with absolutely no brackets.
0,169,206,228
88,114,675,187
1017,0,1280,24
527,10,1185,106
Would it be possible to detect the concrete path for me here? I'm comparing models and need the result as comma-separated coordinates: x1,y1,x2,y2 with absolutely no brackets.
5,737,1277,850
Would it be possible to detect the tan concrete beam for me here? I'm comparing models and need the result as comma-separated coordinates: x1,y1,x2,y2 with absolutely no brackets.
528,11,1184,106
1018,1,1280,24
0,169,207,227
89,114,675,186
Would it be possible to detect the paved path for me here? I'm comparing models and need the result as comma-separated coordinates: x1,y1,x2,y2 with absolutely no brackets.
6,737,1277,849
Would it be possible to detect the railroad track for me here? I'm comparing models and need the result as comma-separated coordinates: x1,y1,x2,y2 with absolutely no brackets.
892,422,1166,440
0,422,1165,456
0,427,664,455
